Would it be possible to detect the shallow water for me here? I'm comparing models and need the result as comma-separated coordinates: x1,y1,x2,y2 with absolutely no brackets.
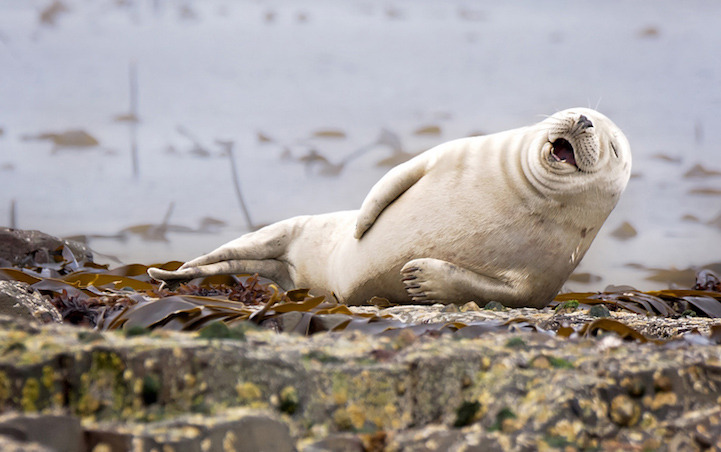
1,0,719,291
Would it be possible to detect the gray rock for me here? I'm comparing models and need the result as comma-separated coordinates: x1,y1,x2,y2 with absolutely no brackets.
0,435,52,452
0,227,92,268
0,412,83,452
386,426,464,452
0,281,61,323
85,408,295,452
302,433,365,452
2,314,721,450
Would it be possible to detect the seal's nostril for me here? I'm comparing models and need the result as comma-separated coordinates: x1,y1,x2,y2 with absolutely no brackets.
577,115,593,130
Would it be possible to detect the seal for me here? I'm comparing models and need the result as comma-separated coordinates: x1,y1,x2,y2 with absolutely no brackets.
148,108,632,308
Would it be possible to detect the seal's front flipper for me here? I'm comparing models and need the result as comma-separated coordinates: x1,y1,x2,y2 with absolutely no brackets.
400,258,522,307
354,153,431,239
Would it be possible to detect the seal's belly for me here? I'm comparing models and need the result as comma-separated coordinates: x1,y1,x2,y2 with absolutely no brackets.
373,178,561,269
340,175,576,304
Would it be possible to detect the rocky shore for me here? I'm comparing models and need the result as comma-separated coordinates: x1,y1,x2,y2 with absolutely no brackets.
0,228,720,451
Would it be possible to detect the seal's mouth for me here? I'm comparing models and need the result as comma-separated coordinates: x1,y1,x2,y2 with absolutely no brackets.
550,138,577,168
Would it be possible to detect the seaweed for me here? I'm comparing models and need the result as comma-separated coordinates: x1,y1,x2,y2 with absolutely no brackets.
1,245,721,345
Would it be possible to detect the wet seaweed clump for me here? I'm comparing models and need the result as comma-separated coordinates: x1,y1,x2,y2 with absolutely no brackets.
50,292,135,327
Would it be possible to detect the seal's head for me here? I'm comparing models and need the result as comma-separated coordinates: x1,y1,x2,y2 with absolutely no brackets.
524,108,632,210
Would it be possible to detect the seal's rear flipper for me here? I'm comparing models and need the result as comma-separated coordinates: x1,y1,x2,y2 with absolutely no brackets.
399,258,548,309
147,259,294,291
146,219,301,289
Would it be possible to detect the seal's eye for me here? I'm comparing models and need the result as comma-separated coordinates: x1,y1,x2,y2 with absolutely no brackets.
610,141,619,158
551,138,577,167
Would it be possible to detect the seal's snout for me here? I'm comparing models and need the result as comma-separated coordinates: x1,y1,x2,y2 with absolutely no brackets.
577,115,593,130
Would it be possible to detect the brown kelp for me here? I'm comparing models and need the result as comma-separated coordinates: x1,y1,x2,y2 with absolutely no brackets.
1,244,720,344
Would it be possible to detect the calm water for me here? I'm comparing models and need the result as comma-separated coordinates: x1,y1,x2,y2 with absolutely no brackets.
1,0,720,291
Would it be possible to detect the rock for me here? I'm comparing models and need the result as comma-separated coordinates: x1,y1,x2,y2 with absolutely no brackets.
663,406,721,449
1,311,721,450
609,394,641,426
0,435,52,452
0,281,61,323
588,305,611,318
302,433,365,452
85,408,295,452
460,301,481,312
386,425,466,451
0,408,295,452
0,412,83,452
0,228,92,268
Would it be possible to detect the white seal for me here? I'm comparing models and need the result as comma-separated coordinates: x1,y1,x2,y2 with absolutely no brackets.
148,108,631,308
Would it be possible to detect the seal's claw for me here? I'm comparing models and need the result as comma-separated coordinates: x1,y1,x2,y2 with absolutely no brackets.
401,258,468,305
401,259,436,303
158,279,184,292
147,267,191,291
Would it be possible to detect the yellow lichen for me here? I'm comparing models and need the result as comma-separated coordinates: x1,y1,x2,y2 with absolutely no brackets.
395,379,406,396
523,387,547,405
547,418,582,441
223,431,238,452
0,371,11,408
112,383,127,412
122,406,134,419
384,404,402,429
331,373,349,405
41,365,55,391
647,391,677,410
333,407,353,431
347,403,366,430
236,381,262,403
609,394,641,427
78,392,101,414
501,416,522,433
21,378,40,412
95,351,124,372
332,387,348,405
642,438,662,450
652,371,673,392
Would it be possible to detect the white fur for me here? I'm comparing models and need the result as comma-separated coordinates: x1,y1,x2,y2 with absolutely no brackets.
148,108,631,308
